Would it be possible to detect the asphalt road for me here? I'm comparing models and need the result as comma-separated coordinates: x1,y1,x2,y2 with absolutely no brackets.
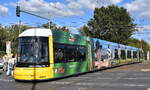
0,62,150,90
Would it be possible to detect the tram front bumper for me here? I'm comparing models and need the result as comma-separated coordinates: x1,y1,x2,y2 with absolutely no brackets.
14,67,54,81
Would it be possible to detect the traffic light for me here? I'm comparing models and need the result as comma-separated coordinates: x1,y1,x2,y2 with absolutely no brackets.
16,6,20,17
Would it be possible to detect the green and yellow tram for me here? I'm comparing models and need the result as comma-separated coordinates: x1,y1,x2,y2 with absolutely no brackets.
14,28,143,81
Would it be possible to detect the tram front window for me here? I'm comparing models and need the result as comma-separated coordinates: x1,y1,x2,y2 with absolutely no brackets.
16,37,49,67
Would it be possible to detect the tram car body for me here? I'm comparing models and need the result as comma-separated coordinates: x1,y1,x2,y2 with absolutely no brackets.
14,28,143,81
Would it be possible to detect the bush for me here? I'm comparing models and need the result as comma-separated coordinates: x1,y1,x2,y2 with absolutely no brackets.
0,51,5,57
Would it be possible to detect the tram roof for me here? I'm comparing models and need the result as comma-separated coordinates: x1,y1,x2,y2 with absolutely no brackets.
19,28,52,37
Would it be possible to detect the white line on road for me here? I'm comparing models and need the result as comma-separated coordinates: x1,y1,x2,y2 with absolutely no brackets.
147,88,150,90
75,77,89,79
49,81,149,87
75,82,148,87
96,77,150,80
97,77,113,80
78,87,88,90
117,73,126,75
124,78,150,80
49,81,72,85
75,83,149,87
0,78,13,82
123,84,145,87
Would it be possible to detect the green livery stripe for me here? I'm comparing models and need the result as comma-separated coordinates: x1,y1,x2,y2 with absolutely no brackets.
126,59,133,63
112,59,120,65
54,61,88,78
120,60,126,63
52,30,86,45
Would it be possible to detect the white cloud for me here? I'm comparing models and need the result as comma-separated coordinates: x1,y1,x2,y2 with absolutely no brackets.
137,26,150,32
16,0,84,18
110,0,122,4
68,26,80,34
0,5,8,16
10,0,123,18
71,0,122,10
126,0,150,20
140,12,150,20
133,25,150,43
68,2,82,9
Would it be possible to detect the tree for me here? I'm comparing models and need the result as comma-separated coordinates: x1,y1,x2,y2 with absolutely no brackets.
6,24,29,54
127,38,150,52
42,22,69,32
0,24,29,56
0,25,7,56
80,5,136,44
127,38,141,48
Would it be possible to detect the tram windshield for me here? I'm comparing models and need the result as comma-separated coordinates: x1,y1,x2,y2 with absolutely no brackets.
16,37,49,67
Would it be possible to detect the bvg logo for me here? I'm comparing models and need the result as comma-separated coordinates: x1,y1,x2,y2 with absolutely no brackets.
68,34,75,42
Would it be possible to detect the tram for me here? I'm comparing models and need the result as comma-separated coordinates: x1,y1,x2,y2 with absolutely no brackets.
14,28,143,81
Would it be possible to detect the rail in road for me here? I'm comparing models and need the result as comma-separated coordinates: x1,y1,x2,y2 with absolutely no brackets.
0,62,150,90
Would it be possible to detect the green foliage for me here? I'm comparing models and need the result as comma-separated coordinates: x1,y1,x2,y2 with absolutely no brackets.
127,38,141,48
0,25,7,53
80,5,136,44
127,38,150,52
8,25,29,54
0,51,5,56
42,22,69,32
0,24,29,56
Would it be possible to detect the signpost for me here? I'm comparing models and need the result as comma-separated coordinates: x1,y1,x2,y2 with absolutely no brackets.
6,41,11,55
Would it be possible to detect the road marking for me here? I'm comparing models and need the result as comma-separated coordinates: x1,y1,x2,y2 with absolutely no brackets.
97,77,112,80
132,73,147,76
76,83,147,87
124,78,150,80
76,82,95,86
117,73,125,75
78,87,88,90
97,77,150,80
0,78,13,82
49,81,72,85
123,84,145,87
147,88,150,90
75,77,89,79
48,81,150,87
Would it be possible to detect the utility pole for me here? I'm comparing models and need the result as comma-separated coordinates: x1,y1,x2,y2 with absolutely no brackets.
19,20,21,34
48,12,51,29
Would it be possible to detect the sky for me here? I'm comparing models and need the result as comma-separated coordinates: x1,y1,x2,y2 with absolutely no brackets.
0,0,150,43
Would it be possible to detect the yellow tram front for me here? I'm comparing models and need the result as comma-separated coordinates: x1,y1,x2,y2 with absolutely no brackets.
14,28,54,81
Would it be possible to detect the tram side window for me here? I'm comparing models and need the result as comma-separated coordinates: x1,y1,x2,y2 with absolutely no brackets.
121,50,126,59
54,44,66,63
144,52,147,60
133,51,137,58
64,45,86,62
54,43,86,63
127,51,131,58
139,52,143,58
76,46,86,61
114,49,119,59
39,38,49,63
66,45,76,62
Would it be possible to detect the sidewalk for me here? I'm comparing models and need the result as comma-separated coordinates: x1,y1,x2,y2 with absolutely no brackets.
0,70,14,82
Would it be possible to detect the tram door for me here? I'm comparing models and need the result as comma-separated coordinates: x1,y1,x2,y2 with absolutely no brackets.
87,37,94,71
